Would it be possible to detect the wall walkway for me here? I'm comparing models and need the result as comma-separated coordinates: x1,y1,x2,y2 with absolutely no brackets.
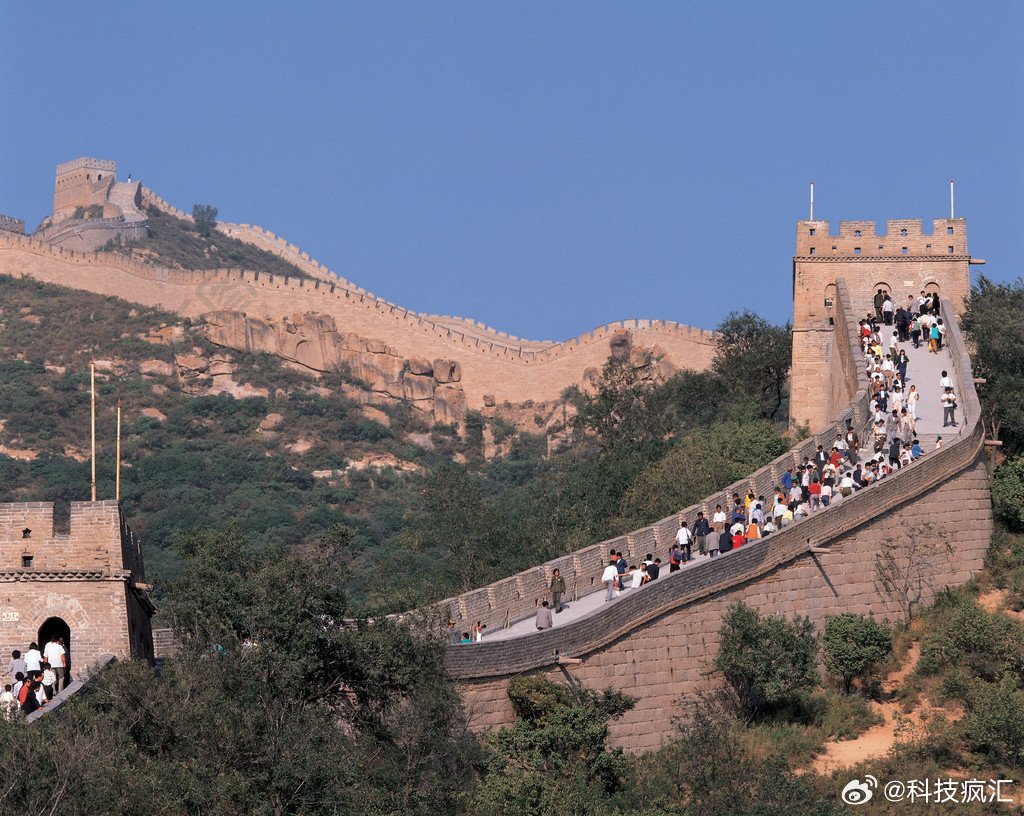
440,283,990,750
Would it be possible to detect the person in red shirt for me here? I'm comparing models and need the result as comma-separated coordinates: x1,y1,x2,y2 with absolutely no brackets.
732,531,746,549
808,478,822,512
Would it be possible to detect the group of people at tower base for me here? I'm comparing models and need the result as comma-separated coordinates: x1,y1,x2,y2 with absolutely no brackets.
2,637,68,720
450,287,959,639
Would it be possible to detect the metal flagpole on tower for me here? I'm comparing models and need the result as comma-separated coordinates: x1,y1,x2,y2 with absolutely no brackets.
950,179,955,219
810,180,814,221
116,399,122,502
90,362,96,502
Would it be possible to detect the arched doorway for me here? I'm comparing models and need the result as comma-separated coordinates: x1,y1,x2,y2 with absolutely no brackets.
38,617,71,684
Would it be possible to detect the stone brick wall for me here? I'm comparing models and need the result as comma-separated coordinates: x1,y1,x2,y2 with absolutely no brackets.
54,158,117,222
791,217,975,432
426,282,869,639
0,214,25,234
0,501,153,681
445,293,990,751
0,233,719,408
35,216,149,252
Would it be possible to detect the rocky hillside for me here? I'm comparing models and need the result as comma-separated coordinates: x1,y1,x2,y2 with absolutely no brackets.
0,273,501,586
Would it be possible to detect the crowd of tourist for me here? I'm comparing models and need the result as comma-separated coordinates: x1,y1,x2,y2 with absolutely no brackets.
449,288,960,640
1,637,68,720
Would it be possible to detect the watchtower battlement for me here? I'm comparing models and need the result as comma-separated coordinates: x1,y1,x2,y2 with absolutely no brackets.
795,218,968,258
0,500,153,675
53,157,119,222
790,214,978,432
55,157,117,176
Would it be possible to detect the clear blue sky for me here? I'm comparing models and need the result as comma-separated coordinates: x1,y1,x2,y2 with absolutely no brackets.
2,2,1021,340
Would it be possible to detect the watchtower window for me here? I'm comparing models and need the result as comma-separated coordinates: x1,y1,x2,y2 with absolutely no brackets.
947,226,954,235
824,297,833,307
21,528,31,539
948,246,954,254
98,174,102,180
900,228,907,237
86,174,90,180
809,228,816,236
22,554,33,569
809,247,816,255
902,247,908,255
854,230,861,237
854,247,862,255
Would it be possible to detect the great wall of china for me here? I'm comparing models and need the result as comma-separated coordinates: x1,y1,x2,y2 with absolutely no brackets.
438,282,990,751
0,159,993,751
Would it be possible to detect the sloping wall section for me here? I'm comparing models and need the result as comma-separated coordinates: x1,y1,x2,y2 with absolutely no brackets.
441,283,990,751
0,231,717,407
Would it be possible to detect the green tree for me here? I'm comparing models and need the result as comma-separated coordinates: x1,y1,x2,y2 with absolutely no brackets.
712,309,792,422
964,672,1024,769
192,203,219,237
473,676,635,816
713,603,819,715
618,419,787,528
822,613,893,695
962,275,1024,454
993,455,1024,531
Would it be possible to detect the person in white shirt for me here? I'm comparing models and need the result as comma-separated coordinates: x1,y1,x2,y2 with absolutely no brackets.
941,388,958,427
712,506,727,534
939,370,954,390
602,561,620,602
24,643,42,676
43,637,66,693
41,664,56,701
907,385,920,421
675,521,693,563
629,565,643,590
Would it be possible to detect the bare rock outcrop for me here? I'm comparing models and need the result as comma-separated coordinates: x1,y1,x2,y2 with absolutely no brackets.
202,310,472,431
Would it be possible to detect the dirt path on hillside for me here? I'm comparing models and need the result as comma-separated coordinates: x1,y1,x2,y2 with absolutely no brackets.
812,642,924,774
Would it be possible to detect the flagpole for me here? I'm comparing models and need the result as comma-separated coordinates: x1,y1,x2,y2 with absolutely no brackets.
90,362,96,502
116,399,122,502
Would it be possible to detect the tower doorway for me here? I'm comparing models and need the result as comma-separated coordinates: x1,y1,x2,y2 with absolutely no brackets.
37,617,72,683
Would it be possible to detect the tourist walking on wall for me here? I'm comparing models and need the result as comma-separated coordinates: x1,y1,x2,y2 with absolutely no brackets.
602,560,619,601
536,601,553,630
941,387,958,427
693,512,711,557
873,289,885,321
675,521,693,563
43,636,66,693
550,568,566,613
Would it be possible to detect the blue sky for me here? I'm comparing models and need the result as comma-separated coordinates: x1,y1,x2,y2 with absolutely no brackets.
2,2,1021,340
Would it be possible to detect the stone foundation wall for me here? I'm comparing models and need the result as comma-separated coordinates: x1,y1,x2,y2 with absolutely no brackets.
0,581,132,679
455,457,991,751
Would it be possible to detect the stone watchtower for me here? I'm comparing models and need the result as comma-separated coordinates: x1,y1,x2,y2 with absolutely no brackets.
790,216,983,432
0,501,153,680
53,157,119,222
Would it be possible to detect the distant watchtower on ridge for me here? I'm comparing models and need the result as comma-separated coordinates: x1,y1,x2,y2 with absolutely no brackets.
53,157,119,222
790,215,982,432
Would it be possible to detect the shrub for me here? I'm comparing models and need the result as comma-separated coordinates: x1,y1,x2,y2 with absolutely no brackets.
822,613,893,695
714,602,819,715
192,203,218,237
993,456,1024,530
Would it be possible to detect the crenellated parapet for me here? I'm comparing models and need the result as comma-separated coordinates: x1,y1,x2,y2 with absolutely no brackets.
795,218,968,259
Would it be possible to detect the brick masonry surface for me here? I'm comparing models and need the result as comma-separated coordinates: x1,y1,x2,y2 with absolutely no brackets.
0,501,154,683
